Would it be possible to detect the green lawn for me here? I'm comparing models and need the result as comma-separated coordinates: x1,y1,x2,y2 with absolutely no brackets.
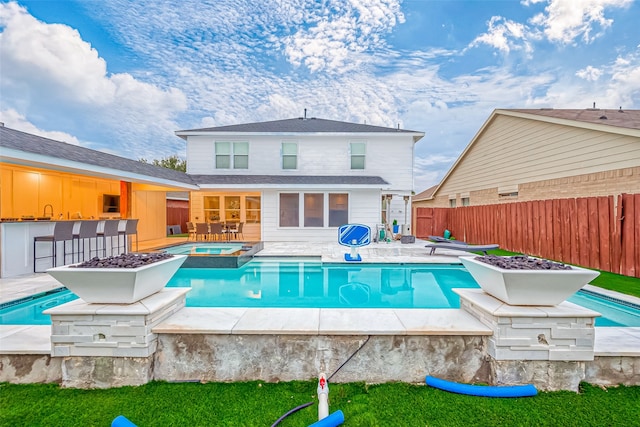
1,381,639,427
488,249,640,299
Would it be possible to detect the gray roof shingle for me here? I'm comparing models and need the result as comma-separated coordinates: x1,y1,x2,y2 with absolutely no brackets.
177,117,422,134
0,126,196,185
506,108,640,131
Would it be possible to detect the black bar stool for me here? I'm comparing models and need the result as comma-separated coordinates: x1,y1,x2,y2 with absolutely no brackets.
96,220,121,257
72,220,100,262
118,219,139,253
34,221,75,272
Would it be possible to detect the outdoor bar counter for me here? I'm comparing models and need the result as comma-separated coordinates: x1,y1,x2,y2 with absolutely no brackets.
0,219,129,278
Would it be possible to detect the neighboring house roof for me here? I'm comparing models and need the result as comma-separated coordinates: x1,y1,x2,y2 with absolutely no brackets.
417,108,640,199
190,174,389,186
413,185,437,201
505,108,640,133
0,125,197,188
176,117,424,142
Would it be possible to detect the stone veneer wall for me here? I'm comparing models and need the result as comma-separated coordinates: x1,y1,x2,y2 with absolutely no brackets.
153,334,491,384
1,336,639,390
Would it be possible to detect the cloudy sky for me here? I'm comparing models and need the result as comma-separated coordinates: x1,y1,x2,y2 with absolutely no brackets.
1,0,639,192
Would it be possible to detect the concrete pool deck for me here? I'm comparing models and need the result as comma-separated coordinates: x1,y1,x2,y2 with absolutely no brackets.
1,239,639,389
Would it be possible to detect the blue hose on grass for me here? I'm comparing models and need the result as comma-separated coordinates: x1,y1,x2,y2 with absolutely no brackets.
426,376,537,398
112,415,138,427
270,401,314,427
308,410,345,427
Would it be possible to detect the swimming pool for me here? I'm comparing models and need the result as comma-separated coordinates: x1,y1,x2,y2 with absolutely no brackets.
167,260,478,309
2,259,639,326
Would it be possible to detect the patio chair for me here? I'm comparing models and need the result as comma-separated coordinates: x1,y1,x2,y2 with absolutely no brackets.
195,223,210,240
427,235,467,245
209,222,224,241
186,222,196,240
232,222,244,240
224,222,238,240
425,242,499,256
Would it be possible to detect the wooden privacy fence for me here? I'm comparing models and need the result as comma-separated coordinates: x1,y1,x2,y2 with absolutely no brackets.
415,193,640,278
167,199,189,234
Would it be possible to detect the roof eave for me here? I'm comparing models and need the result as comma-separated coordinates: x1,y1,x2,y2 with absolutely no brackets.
1,149,198,190
497,109,640,137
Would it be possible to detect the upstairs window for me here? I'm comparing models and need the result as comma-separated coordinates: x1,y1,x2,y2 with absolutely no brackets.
281,142,297,169
350,142,366,170
215,141,248,169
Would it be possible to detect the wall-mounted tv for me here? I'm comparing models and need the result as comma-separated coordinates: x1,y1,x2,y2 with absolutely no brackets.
103,194,121,213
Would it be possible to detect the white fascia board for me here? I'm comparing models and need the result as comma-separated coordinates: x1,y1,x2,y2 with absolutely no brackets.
195,183,393,190
176,131,425,141
1,148,198,190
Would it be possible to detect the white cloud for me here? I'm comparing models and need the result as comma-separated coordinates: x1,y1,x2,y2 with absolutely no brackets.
607,53,640,109
576,65,602,81
0,2,188,159
0,108,81,145
0,2,112,105
281,0,405,72
528,0,632,44
517,50,640,111
469,16,539,54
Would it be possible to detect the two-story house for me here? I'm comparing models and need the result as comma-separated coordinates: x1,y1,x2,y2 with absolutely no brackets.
176,116,425,242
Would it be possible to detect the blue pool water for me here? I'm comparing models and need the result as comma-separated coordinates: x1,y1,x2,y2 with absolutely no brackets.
2,259,639,326
0,288,78,325
167,260,478,309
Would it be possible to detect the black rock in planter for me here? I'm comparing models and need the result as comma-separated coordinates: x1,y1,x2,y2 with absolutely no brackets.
71,252,173,269
474,254,572,271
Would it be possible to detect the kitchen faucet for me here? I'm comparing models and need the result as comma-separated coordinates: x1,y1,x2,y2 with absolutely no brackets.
43,204,54,218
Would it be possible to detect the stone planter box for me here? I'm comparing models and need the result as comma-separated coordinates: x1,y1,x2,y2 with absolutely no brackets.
47,255,187,304
459,256,600,306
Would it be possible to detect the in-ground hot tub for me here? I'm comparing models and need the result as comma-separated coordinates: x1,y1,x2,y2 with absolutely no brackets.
159,241,263,268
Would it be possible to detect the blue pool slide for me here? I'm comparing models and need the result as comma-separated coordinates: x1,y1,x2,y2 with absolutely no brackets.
426,376,537,398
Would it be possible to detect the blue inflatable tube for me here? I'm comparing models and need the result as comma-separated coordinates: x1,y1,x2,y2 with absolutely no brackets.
426,376,537,398
308,410,345,427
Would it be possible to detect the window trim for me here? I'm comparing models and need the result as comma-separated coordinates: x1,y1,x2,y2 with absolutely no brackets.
281,141,298,170
349,141,366,170
278,192,350,228
215,141,249,169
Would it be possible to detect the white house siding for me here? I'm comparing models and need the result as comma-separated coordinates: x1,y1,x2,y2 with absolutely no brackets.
438,114,640,197
186,134,415,192
261,188,382,242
